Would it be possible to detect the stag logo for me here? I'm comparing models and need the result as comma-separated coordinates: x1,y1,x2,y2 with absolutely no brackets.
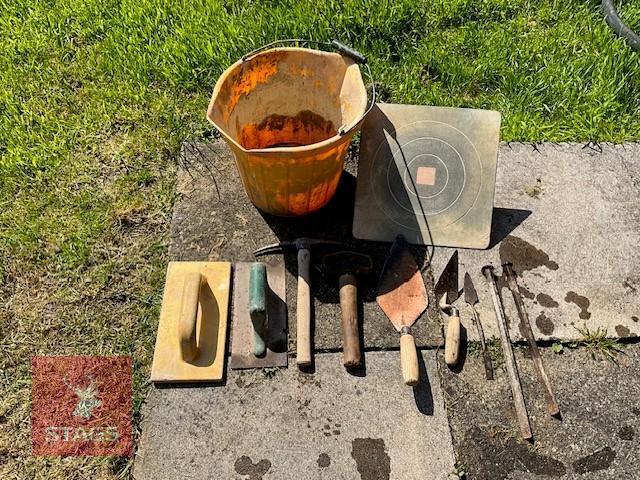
63,375,102,419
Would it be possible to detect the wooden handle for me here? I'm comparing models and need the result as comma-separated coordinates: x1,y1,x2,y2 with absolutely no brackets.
179,271,202,362
249,263,267,357
400,333,419,386
339,274,361,368
484,267,533,440
296,248,312,367
444,313,461,366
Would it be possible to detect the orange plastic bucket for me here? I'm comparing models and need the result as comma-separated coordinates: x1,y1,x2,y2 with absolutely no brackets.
207,44,370,216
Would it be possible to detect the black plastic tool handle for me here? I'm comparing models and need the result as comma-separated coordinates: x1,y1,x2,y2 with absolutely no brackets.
330,40,367,64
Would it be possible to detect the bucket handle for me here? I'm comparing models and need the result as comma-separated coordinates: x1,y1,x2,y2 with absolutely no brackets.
241,39,376,136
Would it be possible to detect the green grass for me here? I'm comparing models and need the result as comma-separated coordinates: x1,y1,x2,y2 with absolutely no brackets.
576,326,624,360
1,0,639,477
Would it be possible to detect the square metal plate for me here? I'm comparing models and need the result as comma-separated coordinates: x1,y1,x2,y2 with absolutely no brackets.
353,103,501,249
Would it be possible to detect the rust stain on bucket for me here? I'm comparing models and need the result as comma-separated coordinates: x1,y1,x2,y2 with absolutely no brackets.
223,53,285,121
239,110,337,150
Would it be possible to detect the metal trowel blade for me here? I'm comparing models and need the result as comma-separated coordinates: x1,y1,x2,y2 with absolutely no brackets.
435,250,459,307
376,236,428,331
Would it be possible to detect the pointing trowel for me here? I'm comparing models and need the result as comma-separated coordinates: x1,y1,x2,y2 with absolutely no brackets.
377,235,428,386
464,272,493,379
435,251,461,366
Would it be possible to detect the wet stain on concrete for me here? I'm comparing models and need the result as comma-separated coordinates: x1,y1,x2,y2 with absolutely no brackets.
536,293,560,308
317,453,331,468
460,426,565,479
351,438,391,480
520,286,535,300
536,313,555,335
322,422,340,437
632,316,639,323
572,447,616,474
615,325,631,337
618,425,635,441
234,456,272,480
564,291,591,319
499,236,559,273
537,293,559,308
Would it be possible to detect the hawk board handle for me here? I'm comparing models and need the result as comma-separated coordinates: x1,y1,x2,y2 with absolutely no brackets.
179,271,202,362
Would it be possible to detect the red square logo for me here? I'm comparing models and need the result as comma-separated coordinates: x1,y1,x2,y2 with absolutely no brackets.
31,356,132,456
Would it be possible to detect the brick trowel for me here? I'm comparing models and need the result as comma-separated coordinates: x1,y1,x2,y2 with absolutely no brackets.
435,251,461,366
377,235,428,386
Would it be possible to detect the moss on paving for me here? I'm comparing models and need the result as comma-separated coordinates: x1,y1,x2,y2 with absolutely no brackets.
0,0,639,477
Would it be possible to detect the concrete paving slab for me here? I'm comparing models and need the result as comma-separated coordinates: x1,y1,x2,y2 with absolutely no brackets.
441,343,640,479
172,142,443,350
133,351,455,480
429,143,640,342
172,141,640,349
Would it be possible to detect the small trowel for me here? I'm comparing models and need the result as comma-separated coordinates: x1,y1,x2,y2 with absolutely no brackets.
435,251,461,366
464,272,493,380
377,235,428,386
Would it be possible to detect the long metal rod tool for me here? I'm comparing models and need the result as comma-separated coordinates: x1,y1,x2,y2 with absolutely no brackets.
482,265,533,440
503,263,560,416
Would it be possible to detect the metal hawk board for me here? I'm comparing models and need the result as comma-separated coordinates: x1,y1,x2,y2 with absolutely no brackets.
353,103,501,249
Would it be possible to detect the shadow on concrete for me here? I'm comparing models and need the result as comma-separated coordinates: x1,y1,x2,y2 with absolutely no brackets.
413,351,434,415
258,170,429,305
488,207,532,249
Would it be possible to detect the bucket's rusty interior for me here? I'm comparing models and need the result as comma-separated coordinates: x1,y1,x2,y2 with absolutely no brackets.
239,110,337,150
208,48,366,152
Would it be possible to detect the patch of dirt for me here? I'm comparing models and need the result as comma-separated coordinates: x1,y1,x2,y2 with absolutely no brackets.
351,438,391,480
618,425,635,441
460,426,566,479
572,447,616,474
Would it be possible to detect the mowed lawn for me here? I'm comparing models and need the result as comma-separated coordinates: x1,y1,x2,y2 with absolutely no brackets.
1,0,639,477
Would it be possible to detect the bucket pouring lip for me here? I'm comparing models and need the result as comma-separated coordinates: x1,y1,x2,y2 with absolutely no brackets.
206,47,369,156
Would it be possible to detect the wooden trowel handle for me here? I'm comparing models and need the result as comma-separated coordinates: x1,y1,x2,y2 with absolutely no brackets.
296,248,312,367
179,271,202,362
339,274,361,368
400,332,419,386
445,312,461,366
